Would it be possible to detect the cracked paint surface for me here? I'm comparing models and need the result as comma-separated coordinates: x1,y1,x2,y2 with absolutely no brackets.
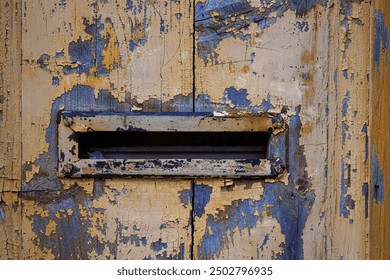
0,0,380,260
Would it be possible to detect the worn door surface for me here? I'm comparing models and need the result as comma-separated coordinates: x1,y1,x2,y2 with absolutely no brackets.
20,0,194,259
1,0,389,259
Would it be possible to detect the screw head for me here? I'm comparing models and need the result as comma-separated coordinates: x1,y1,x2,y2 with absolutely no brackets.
63,116,74,127
274,164,285,175
272,115,284,129
62,163,73,175
271,158,285,176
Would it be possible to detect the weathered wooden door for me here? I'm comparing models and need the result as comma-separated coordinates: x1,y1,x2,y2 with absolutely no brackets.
1,0,389,260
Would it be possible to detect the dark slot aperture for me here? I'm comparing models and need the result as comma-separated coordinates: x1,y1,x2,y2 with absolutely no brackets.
78,131,270,160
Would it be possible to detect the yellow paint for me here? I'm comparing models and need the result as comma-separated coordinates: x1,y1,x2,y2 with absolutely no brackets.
101,21,121,71
192,179,284,259
370,0,390,260
25,164,40,183
0,0,382,260
45,220,57,236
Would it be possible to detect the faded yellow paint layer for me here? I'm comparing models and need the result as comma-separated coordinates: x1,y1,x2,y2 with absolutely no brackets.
370,0,390,260
0,192,21,259
0,0,21,187
323,0,371,259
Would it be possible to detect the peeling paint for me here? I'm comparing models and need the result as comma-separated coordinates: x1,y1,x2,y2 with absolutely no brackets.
195,0,326,63
374,10,389,66
222,86,251,108
372,147,384,203
340,160,355,219
0,0,378,260
194,184,212,217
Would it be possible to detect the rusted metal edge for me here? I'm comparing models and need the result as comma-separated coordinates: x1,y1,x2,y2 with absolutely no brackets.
59,111,275,133
58,158,285,178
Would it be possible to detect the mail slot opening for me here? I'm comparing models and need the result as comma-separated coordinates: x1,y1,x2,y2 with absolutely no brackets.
78,131,270,160
58,112,286,178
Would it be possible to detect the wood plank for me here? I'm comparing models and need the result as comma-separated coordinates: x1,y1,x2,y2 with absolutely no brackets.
0,0,21,188
194,1,370,259
194,0,329,259
323,0,371,260
370,0,390,260
96,0,194,112
20,179,192,259
0,0,22,259
19,0,194,259
0,191,22,259
193,179,285,259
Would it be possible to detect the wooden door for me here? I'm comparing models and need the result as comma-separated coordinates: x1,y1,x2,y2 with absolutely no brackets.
20,0,194,259
1,0,389,260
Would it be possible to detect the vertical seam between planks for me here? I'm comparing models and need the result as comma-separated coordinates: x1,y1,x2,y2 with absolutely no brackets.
367,0,374,260
19,0,24,260
190,180,195,260
191,0,196,259
192,0,196,113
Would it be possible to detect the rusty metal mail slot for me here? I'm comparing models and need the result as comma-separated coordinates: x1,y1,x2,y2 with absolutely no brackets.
58,111,286,178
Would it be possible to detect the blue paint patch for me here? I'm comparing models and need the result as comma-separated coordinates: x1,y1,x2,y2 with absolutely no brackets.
160,19,165,33
342,91,350,118
342,122,348,146
342,69,348,79
258,17,277,29
259,94,275,112
333,69,337,84
129,40,137,52
362,124,369,161
126,0,134,10
340,159,347,217
340,160,355,218
295,21,309,32
198,108,314,260
55,51,64,58
374,10,389,66
0,202,6,222
130,234,147,247
52,76,60,86
250,52,256,63
259,234,269,251
92,180,104,200
179,189,192,207
289,0,326,17
362,183,369,219
222,86,251,108
160,224,167,230
155,243,186,260
301,73,310,80
177,243,185,260
372,146,385,203
37,53,50,70
83,17,112,76
195,0,326,63
59,0,66,7
129,37,147,52
319,211,325,221
65,38,94,74
194,184,212,217
151,238,168,252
